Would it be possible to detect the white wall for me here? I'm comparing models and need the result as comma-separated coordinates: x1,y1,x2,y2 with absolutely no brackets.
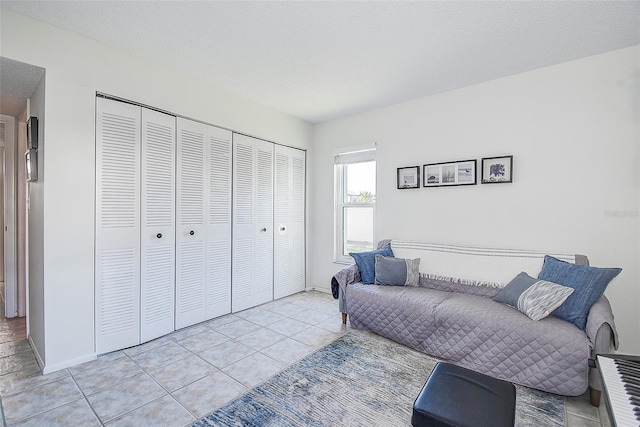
312,46,640,354
1,9,314,372
27,74,45,365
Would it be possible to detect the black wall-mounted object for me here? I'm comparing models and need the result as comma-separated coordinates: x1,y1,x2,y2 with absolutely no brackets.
27,116,38,149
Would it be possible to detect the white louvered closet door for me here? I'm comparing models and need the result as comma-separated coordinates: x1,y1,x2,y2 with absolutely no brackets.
289,149,306,294
176,118,207,329
96,98,141,354
140,109,176,342
232,134,274,312
255,139,275,305
206,125,232,319
274,145,306,299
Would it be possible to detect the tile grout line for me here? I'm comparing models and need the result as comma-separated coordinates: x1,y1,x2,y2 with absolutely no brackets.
4,372,87,426
165,329,253,422
67,350,181,426
66,368,106,427
164,300,331,422
0,394,7,427
139,340,204,423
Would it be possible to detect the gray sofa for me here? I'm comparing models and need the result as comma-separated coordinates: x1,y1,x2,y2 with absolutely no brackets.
332,240,617,404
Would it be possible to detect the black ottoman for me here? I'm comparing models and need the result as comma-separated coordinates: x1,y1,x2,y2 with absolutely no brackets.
412,362,516,427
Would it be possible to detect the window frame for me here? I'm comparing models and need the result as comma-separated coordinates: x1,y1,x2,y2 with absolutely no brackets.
333,146,376,264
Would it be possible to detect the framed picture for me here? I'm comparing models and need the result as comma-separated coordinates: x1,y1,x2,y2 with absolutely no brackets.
27,117,38,149
397,166,420,189
481,155,513,184
423,159,476,187
26,148,38,182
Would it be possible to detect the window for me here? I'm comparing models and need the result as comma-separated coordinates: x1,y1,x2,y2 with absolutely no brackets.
334,146,376,263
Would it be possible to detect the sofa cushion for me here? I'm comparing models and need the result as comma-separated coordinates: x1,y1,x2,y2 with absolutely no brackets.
346,283,590,396
349,244,394,284
538,256,621,330
374,254,420,287
493,272,574,321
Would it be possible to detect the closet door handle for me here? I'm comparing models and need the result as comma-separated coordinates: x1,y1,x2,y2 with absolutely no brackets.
156,233,162,239
189,230,195,236
261,228,267,232
280,227,286,231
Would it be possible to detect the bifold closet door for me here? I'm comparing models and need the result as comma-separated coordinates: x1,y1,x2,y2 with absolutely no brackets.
176,118,232,329
274,145,306,299
96,98,141,354
140,109,176,342
205,126,233,319
232,134,274,312
176,118,207,329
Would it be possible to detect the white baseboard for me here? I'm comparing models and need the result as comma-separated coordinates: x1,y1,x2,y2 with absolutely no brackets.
30,332,96,374
28,335,44,372
41,352,97,375
308,287,332,294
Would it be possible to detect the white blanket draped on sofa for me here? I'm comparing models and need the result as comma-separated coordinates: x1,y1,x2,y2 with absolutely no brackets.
391,240,578,288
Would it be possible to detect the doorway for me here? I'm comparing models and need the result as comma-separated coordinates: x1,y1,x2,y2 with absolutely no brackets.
0,126,4,309
0,114,17,319
0,144,5,281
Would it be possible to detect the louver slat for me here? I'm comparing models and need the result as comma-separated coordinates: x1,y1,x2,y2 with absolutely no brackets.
209,136,231,225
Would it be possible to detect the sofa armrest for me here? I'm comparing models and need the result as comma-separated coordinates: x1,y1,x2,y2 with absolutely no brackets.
586,296,617,405
586,296,618,351
331,264,361,314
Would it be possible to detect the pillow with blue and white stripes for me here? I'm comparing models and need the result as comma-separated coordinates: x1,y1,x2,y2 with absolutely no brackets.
493,272,574,321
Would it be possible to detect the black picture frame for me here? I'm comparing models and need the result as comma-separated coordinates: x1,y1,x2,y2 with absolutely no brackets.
26,148,38,182
397,166,420,189
481,155,513,184
27,116,38,149
423,159,477,187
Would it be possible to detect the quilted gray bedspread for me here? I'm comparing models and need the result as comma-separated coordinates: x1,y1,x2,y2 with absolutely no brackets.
346,283,591,396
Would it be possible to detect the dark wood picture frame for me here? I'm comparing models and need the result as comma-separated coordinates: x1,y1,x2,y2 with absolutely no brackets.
481,155,513,184
423,159,476,187
397,166,420,189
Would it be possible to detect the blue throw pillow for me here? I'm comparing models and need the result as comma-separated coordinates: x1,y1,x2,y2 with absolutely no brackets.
538,256,621,330
349,244,394,284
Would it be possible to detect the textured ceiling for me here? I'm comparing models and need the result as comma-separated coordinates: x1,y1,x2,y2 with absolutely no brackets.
0,57,45,117
1,1,639,123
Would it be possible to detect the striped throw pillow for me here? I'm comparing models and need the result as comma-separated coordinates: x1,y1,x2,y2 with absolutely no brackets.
374,254,420,287
494,272,574,321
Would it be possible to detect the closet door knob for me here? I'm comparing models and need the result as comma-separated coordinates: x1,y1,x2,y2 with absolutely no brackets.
261,228,267,232
280,227,285,231
190,230,195,236
156,233,162,239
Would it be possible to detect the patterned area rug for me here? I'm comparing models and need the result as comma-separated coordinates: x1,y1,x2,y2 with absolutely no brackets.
193,331,565,427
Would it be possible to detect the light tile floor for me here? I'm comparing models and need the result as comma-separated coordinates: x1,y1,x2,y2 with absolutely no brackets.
0,289,613,426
